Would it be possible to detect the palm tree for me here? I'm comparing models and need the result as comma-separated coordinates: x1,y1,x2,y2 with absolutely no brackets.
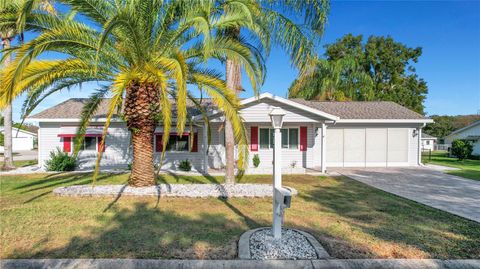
0,0,263,186
288,57,374,101
0,0,54,170
217,0,330,183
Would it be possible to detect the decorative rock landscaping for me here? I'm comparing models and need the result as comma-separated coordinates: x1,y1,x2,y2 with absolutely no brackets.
238,227,330,260
53,184,298,198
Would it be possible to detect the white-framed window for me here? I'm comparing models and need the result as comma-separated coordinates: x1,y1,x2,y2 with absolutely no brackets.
259,128,299,149
155,134,189,152
75,137,98,151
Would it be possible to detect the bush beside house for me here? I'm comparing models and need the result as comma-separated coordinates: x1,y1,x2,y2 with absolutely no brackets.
451,140,473,160
45,149,76,171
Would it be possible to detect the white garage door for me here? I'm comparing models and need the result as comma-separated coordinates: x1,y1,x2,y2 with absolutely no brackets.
327,128,409,167
344,129,365,167
366,128,387,167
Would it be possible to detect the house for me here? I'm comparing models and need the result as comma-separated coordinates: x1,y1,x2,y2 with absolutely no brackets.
421,133,437,151
29,93,433,173
444,120,480,156
0,127,37,152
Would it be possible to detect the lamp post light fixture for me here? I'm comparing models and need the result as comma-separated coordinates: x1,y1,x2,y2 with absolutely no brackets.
269,107,291,240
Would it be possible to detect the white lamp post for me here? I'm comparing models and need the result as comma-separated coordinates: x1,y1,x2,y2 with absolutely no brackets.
269,107,287,239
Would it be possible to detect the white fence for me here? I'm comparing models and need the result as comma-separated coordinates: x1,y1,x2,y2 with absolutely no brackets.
435,144,451,151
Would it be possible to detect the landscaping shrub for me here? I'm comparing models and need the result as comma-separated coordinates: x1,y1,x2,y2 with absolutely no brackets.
451,140,473,160
252,154,260,168
45,149,76,171
178,159,192,172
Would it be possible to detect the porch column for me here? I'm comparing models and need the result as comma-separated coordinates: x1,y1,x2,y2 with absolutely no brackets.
203,122,209,172
418,127,422,165
321,123,327,173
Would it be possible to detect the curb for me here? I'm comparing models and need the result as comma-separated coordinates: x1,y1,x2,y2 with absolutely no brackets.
1,259,479,269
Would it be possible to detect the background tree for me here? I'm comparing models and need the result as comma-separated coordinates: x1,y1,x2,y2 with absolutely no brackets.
424,114,480,139
289,34,428,114
0,0,54,170
0,0,263,186
220,0,330,184
288,56,373,101
423,115,455,139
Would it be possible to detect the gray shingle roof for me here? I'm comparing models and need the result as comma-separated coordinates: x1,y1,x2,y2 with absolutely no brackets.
30,98,217,119
30,97,427,120
289,99,425,120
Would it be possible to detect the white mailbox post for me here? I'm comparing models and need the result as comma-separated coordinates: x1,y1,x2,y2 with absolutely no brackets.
269,107,291,239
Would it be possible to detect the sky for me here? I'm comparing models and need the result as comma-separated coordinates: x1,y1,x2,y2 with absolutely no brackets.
8,0,480,123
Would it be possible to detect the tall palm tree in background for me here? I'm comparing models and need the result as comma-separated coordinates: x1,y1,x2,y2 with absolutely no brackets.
0,0,263,186
219,0,330,184
0,0,54,170
288,57,374,101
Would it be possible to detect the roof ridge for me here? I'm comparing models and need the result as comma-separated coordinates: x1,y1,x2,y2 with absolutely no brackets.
289,98,396,104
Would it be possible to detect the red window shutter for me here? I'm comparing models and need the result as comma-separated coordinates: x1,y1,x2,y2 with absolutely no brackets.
191,133,198,152
250,126,258,151
63,137,71,153
300,126,307,151
97,137,105,152
155,134,163,152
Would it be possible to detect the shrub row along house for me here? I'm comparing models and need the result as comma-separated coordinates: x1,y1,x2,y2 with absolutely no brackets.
30,93,433,173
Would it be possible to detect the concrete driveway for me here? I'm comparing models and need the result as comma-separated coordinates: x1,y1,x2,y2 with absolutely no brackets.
13,150,38,161
333,167,480,223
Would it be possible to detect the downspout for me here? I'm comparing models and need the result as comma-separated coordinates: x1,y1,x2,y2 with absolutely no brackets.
418,123,426,166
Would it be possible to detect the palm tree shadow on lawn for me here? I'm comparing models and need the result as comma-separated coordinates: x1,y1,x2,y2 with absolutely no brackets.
9,202,248,259
16,173,126,204
298,176,480,259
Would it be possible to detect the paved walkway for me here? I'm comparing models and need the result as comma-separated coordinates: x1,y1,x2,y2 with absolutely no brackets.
334,167,480,223
1,259,479,269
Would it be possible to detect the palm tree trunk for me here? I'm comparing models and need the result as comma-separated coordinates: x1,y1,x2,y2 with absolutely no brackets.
224,29,242,184
124,83,160,187
1,37,15,170
129,124,156,187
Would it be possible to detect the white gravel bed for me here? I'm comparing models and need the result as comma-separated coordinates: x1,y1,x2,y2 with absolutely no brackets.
53,184,298,198
249,228,318,260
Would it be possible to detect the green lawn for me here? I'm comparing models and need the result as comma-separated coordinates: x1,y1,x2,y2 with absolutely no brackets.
423,151,480,180
13,160,38,167
1,173,479,259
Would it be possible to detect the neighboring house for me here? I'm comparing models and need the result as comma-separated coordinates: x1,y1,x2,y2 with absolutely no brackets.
0,127,37,152
444,120,480,156
29,93,433,173
421,133,437,151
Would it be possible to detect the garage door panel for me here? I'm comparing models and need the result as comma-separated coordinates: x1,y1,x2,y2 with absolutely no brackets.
366,128,387,167
344,129,365,167
326,129,343,167
387,128,409,165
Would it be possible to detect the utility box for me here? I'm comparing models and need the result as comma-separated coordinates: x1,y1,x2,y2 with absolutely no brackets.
275,187,292,209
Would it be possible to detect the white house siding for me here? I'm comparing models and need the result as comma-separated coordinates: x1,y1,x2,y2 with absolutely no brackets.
325,123,421,167
239,99,320,123
245,122,316,170
444,123,480,155
207,122,226,169
153,127,206,172
38,122,207,171
421,139,435,151
12,136,35,151
38,122,132,170
0,128,36,152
